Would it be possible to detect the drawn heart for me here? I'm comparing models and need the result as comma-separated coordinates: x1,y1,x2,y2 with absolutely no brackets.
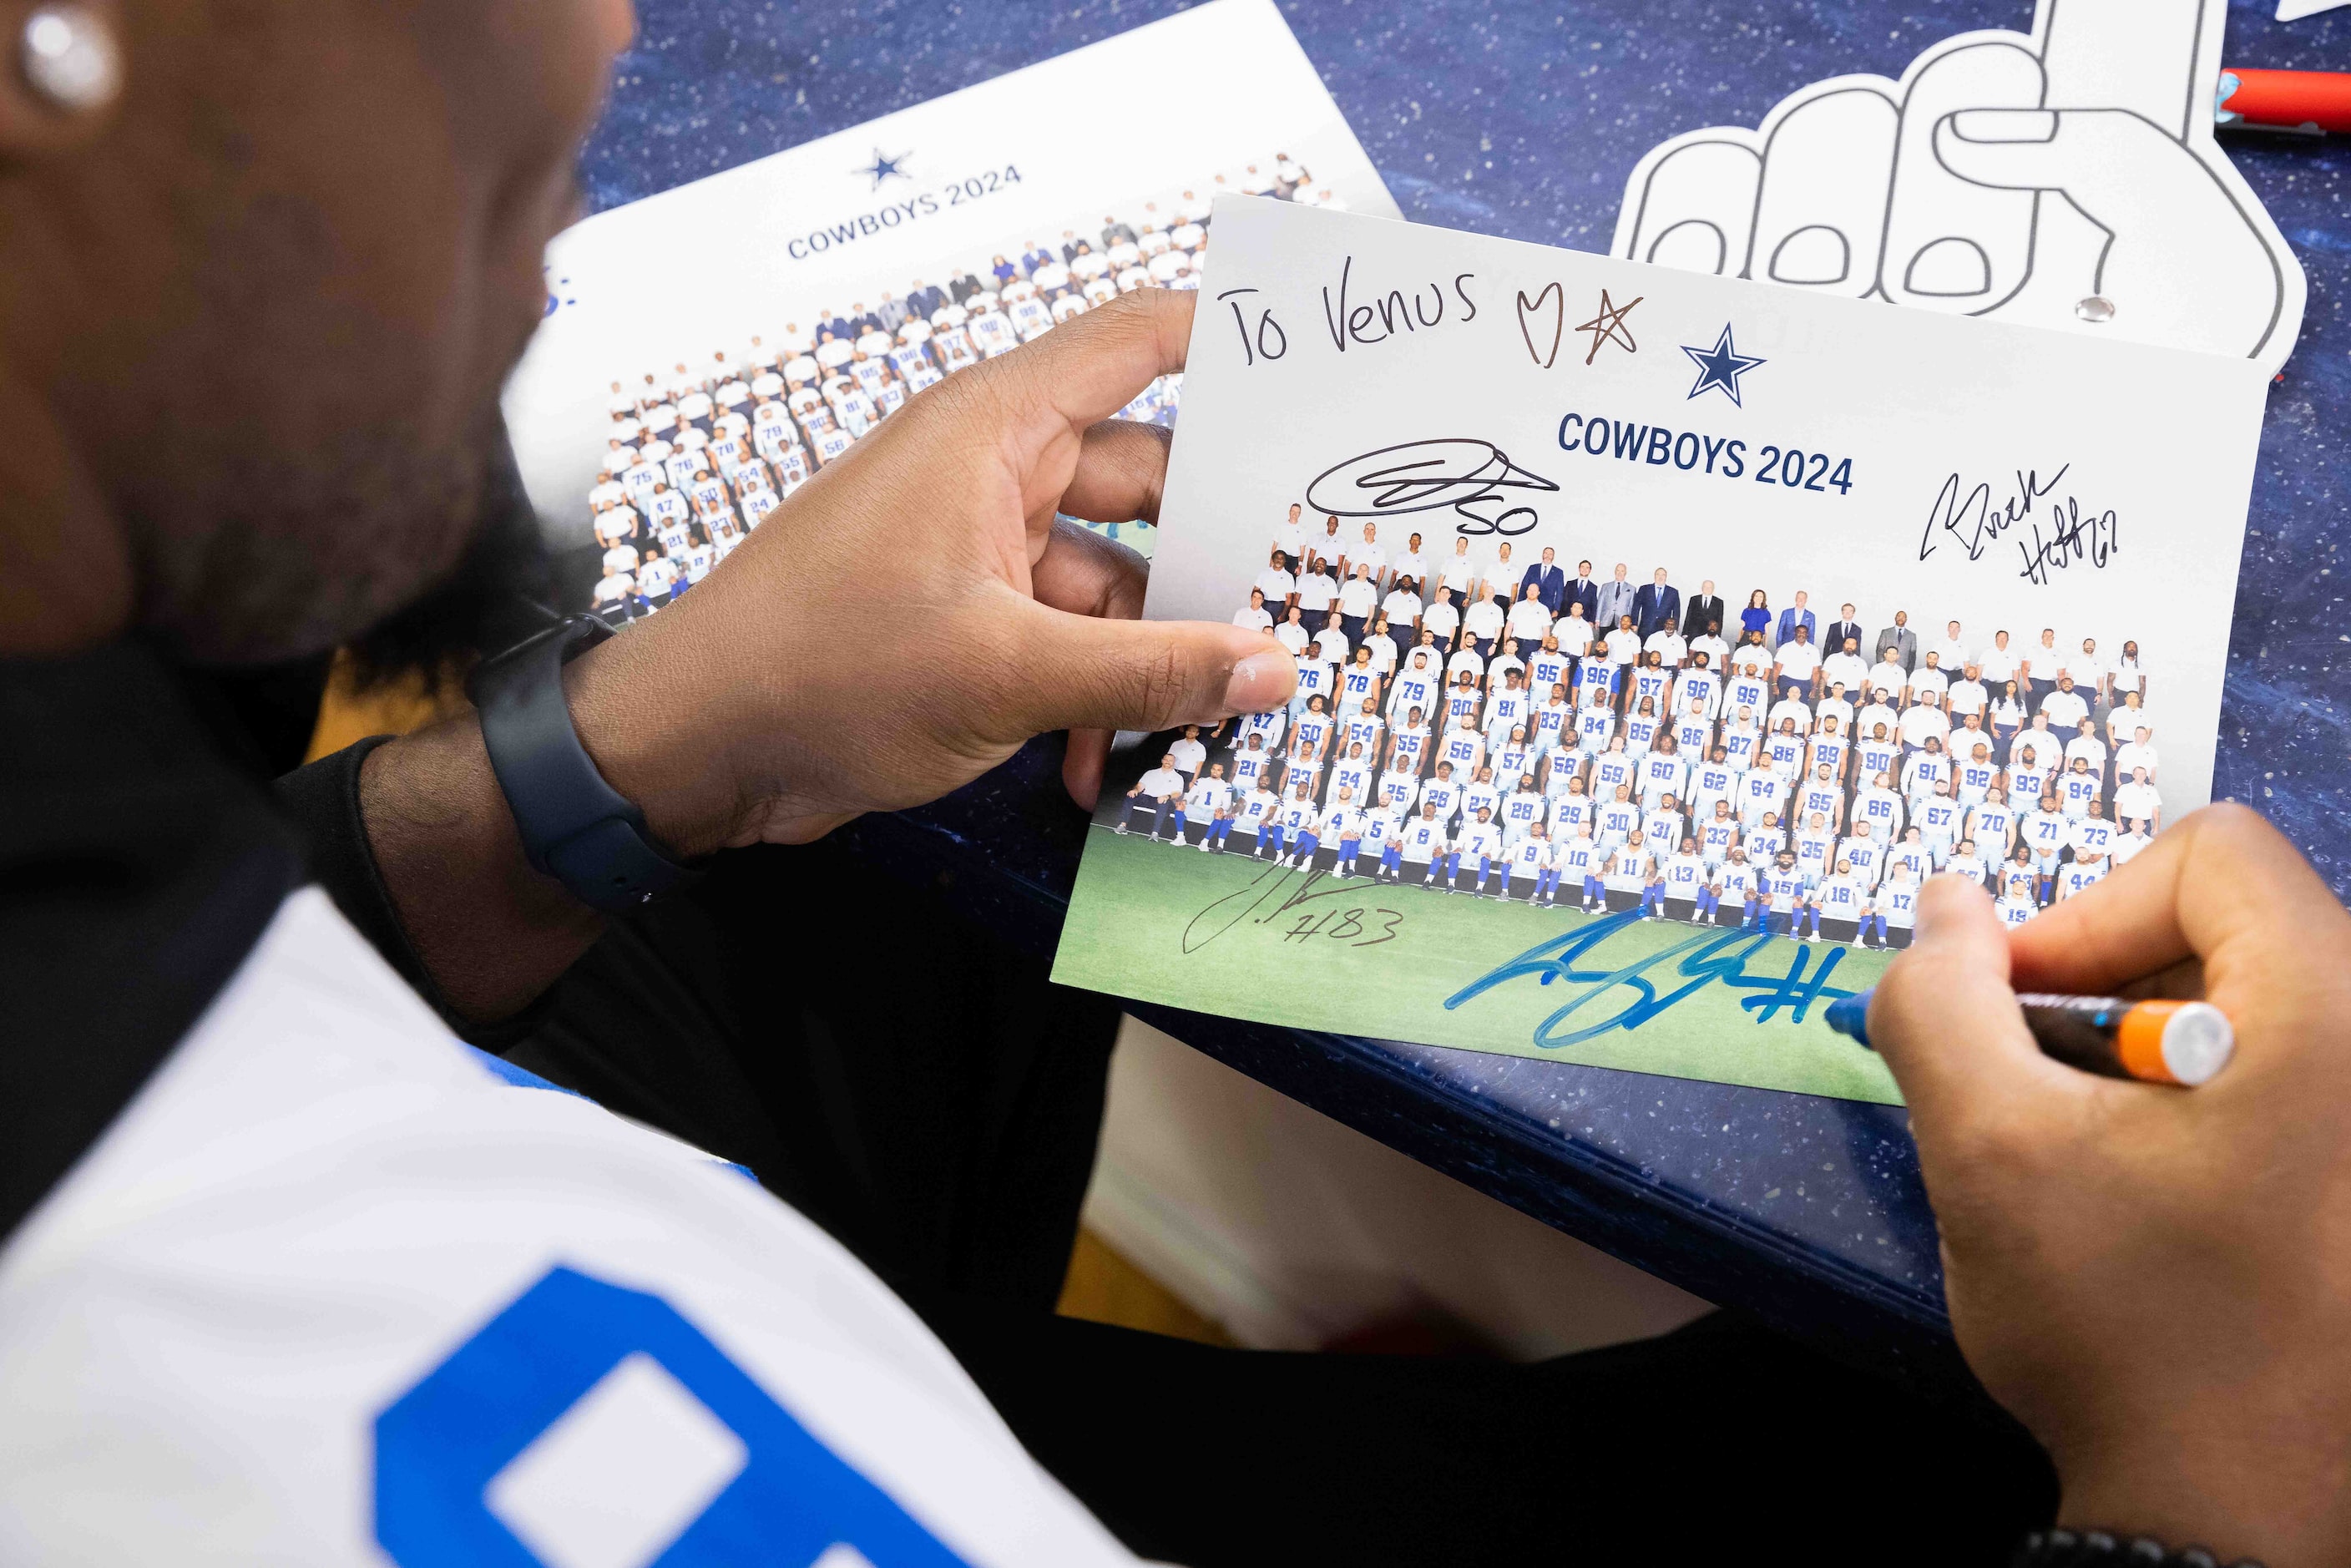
1516,281,1565,370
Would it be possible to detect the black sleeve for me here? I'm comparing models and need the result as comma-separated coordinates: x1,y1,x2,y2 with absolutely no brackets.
273,738,570,1046
271,736,455,1017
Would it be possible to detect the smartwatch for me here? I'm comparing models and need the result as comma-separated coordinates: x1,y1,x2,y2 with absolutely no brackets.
468,615,703,914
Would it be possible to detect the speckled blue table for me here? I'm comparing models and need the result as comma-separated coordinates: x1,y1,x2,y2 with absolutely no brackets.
589,0,2351,1387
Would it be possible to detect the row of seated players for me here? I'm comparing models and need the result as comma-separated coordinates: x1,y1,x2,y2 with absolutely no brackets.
1245,636,2161,831
1243,575,2156,760
1115,745,2147,942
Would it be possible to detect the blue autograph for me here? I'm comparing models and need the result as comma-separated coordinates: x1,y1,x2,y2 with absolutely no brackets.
1443,908,1858,1050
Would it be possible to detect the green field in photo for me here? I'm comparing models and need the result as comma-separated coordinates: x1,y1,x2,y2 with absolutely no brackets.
1054,827,1902,1105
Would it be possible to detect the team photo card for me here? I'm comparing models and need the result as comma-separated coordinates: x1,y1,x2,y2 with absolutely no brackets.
1052,197,2270,1105
499,0,1396,620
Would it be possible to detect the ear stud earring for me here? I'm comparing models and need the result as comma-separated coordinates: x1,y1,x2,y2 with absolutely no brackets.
19,4,120,114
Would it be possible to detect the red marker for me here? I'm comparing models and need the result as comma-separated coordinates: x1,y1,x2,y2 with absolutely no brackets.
2216,68,2351,137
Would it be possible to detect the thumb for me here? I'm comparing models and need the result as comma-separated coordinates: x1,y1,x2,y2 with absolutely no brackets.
1870,874,2076,1138
1932,107,2281,357
999,603,1296,740
1933,107,2232,240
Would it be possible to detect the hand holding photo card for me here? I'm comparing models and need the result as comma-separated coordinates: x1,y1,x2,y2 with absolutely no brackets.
1053,197,2270,1106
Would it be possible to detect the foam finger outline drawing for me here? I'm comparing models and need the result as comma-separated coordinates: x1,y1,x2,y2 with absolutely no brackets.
1610,0,2308,373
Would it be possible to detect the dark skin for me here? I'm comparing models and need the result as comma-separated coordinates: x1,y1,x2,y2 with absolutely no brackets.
5,2,2348,1557
0,0,1292,1024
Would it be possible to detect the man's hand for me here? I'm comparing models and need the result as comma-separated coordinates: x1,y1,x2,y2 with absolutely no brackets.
1869,806,2351,1565
566,288,1292,852
359,290,1292,1018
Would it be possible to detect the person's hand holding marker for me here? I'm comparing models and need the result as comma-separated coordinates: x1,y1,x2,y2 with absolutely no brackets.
1867,804,2351,1565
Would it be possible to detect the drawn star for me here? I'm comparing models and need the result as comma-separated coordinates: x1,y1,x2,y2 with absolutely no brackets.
1575,289,1642,366
1680,324,1767,407
854,147,913,190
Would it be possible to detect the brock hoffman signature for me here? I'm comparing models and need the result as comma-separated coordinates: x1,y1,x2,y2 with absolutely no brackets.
1919,463,2120,586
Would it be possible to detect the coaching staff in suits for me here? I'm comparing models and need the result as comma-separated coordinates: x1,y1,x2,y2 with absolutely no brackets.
1681,580,1725,643
1877,609,1920,672
1519,547,1567,615
1824,604,1866,665
1631,567,1680,639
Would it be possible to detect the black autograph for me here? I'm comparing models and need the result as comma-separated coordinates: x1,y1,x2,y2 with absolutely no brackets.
1919,464,2071,564
2016,496,2119,584
1181,862,1403,955
1443,908,1857,1050
1304,438,1560,538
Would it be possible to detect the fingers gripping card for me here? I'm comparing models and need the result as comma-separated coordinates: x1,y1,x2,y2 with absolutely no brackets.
1614,0,2308,373
1053,198,2269,1105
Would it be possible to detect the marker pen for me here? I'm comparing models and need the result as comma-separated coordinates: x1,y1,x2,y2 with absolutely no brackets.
2216,68,2351,137
1823,990,2236,1088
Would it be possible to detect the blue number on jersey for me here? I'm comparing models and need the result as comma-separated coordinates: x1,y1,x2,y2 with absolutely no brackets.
376,1265,968,1567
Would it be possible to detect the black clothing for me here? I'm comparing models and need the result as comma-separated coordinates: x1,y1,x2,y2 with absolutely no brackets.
8,641,2059,1565
1681,593,1727,641
0,644,304,1237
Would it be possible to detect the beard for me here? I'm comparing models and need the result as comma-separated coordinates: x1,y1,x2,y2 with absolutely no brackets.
126,402,554,681
338,419,557,693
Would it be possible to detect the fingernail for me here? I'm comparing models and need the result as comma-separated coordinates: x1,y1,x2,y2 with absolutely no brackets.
1223,650,1294,712
1949,109,2057,144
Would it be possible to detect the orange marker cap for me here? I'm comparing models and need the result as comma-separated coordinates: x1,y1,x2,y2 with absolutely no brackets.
2116,999,2236,1087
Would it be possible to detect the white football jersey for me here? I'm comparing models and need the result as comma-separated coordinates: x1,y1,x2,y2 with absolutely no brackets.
1184,777,1234,816
1397,819,1448,861
0,894,1136,1565
1816,875,1864,921
1555,836,1601,878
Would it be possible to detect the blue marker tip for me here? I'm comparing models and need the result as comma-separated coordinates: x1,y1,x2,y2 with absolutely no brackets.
1823,988,1876,1050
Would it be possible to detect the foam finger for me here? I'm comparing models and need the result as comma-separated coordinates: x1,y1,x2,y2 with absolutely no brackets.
1615,134,1762,276
1883,37,2044,312
2038,0,2214,139
1750,83,1899,296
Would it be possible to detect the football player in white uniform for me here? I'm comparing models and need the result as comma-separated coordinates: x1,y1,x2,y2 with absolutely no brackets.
1555,826,1605,909
1713,847,1757,928
1176,763,1235,850
1871,867,1922,948
1320,787,1366,878
1661,838,1710,923
1505,822,1553,905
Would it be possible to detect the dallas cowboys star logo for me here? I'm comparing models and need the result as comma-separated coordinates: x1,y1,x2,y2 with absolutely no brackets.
854,147,913,190
1679,324,1767,407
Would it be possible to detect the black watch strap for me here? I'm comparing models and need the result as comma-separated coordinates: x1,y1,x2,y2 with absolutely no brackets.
468,615,702,914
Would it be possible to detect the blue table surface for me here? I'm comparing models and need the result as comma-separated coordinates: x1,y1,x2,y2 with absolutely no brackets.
590,0,2351,1385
